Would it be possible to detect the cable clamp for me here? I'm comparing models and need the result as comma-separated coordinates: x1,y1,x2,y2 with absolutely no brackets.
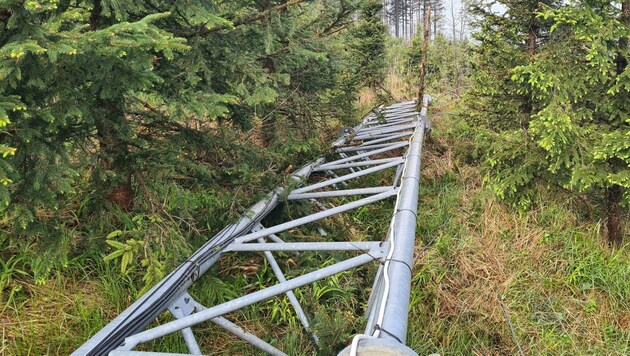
373,324,404,344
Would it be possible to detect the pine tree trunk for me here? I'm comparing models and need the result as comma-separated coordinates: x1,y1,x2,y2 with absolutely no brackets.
395,0,400,37
528,12,537,57
522,7,539,118
433,5,437,39
450,0,456,41
417,5,430,109
402,0,407,40
620,2,630,73
89,0,101,30
423,0,427,30
527,30,536,57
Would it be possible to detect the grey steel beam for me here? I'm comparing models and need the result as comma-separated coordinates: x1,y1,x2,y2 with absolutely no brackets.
253,229,315,343
357,119,415,133
291,159,403,194
114,252,385,351
211,317,287,356
317,142,408,168
337,143,405,152
232,189,397,245
353,130,414,142
336,152,357,173
358,133,412,147
353,124,417,141
225,241,384,252
313,158,400,172
287,187,392,200
345,97,430,356
372,123,425,343
169,307,202,355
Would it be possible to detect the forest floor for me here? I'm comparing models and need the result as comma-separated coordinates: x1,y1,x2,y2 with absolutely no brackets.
1,86,629,355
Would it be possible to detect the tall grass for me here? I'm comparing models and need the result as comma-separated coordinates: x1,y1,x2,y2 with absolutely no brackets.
406,97,629,355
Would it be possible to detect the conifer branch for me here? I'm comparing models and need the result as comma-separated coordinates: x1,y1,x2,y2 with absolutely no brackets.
322,25,350,37
190,0,309,38
184,0,307,38
316,4,353,37
257,46,290,60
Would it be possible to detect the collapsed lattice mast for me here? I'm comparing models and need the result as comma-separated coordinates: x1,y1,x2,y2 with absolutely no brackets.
75,97,431,356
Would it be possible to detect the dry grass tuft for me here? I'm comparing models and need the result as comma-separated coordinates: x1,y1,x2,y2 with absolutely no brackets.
384,72,413,101
357,87,377,107
1,278,114,354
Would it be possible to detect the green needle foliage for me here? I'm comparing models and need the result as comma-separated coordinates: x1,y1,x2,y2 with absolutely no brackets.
511,0,630,245
0,0,376,281
348,0,387,91
1,0,190,278
466,0,560,131
468,0,629,244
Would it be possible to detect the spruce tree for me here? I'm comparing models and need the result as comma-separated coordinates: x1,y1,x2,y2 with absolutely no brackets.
0,0,189,276
470,0,629,243
466,0,559,130
508,0,629,244
465,0,559,210
348,0,387,90
431,0,445,37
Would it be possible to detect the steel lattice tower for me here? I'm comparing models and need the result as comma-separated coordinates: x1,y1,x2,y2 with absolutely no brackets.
75,97,431,356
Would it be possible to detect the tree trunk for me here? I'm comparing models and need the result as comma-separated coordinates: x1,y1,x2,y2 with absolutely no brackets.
89,0,102,30
417,5,430,109
459,4,466,42
606,185,623,246
395,0,400,37
402,0,407,40
423,0,427,31
433,5,437,39
522,6,540,117
621,2,630,90
528,12,537,57
89,1,133,209
96,102,134,210
450,0,456,41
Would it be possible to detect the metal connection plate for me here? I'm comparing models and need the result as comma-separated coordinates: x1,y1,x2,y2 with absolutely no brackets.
74,98,431,356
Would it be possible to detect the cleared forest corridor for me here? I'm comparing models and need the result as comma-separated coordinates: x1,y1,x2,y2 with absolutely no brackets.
74,99,432,355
